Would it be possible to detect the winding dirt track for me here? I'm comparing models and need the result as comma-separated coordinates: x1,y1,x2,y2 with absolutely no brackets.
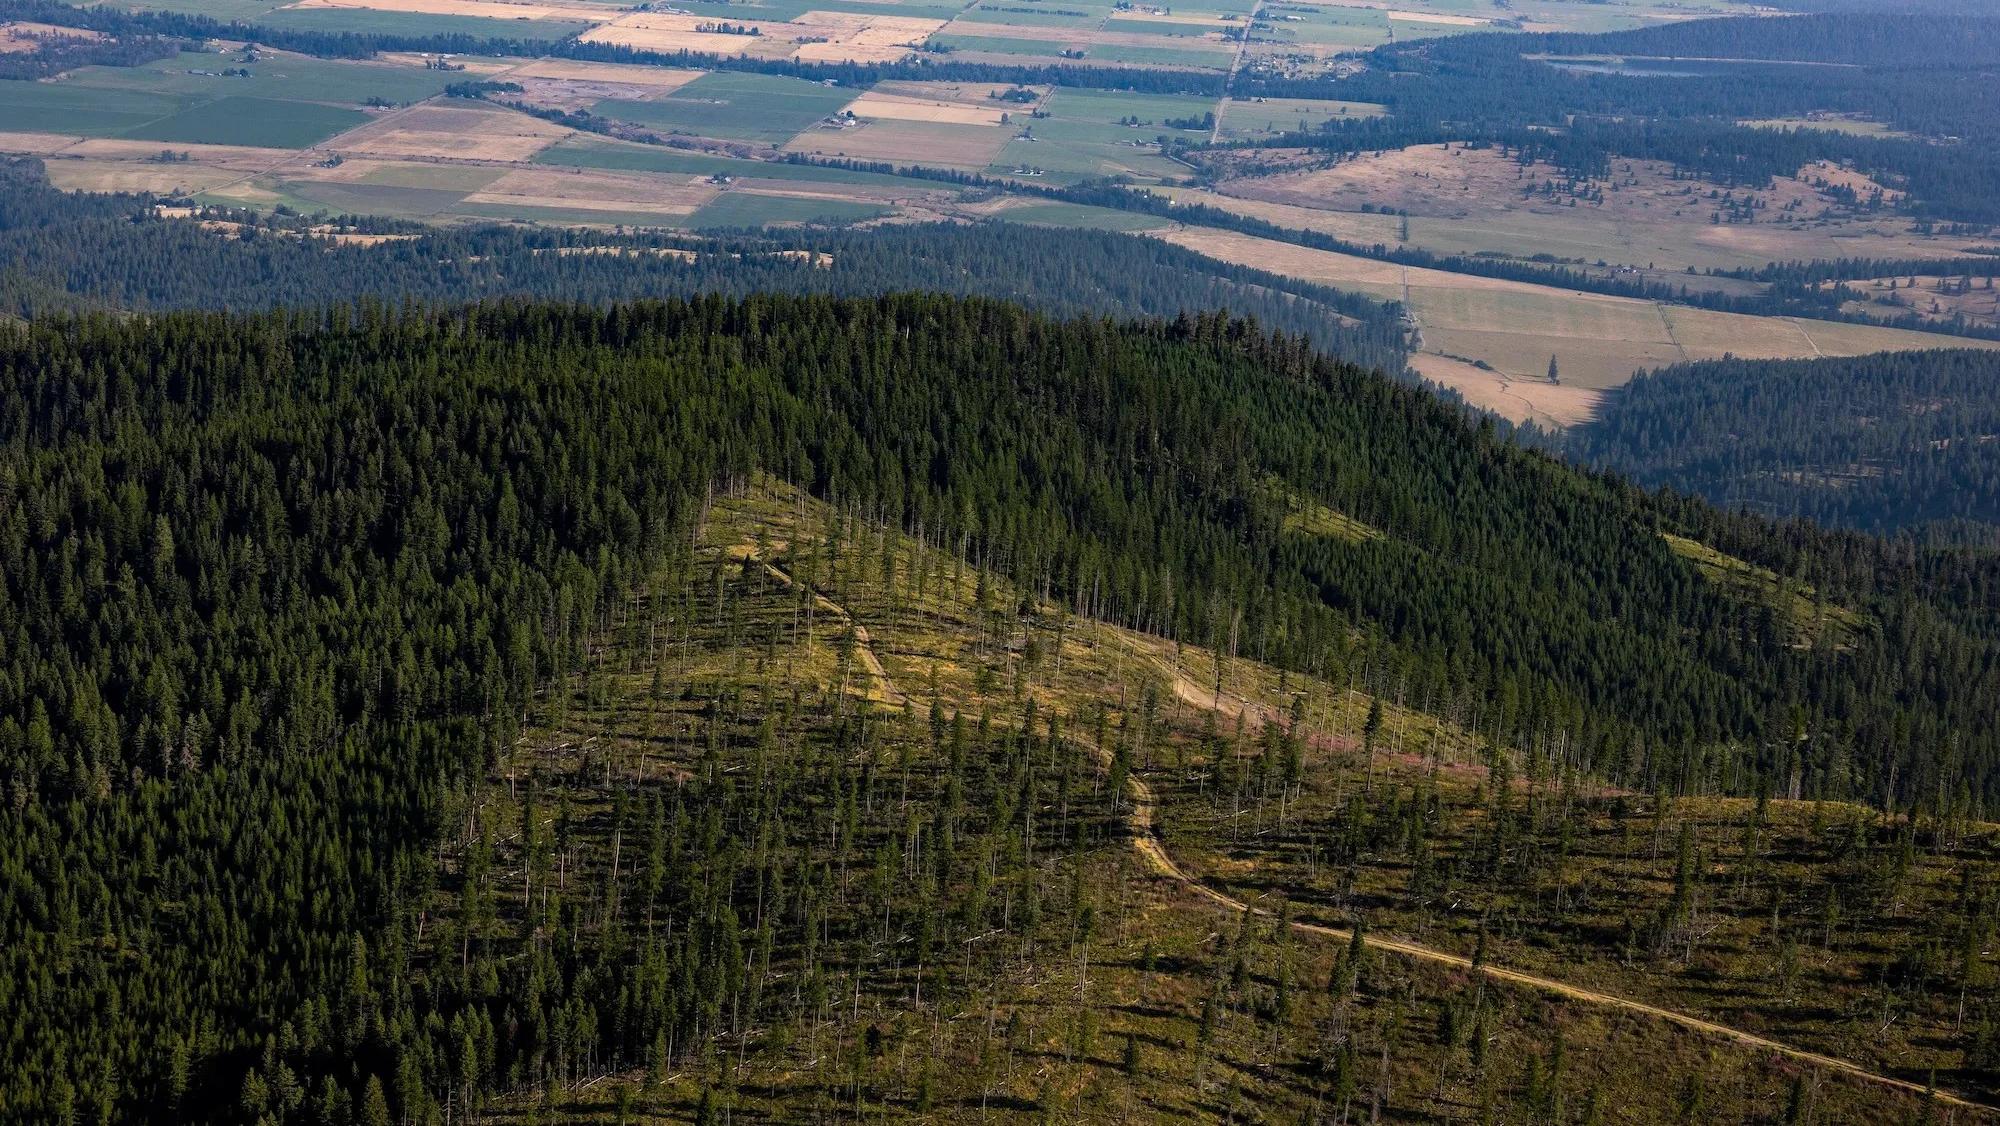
1120,770,1988,1112
799,573,1990,1114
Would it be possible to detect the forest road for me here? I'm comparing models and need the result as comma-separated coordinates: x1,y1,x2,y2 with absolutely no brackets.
1118,753,1995,1114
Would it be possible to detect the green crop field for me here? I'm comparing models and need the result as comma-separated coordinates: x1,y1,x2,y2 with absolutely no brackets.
961,3,1107,28
593,72,856,146
926,32,1077,58
251,6,593,40
64,51,464,107
686,191,889,228
123,96,370,148
0,81,188,136
993,200,1171,230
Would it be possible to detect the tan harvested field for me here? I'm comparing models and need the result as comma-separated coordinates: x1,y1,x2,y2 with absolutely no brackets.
940,20,1234,49
1385,8,1489,24
0,131,91,153
582,9,943,62
1209,144,1979,271
285,0,619,21
1152,184,1402,241
499,58,702,86
784,118,1010,167
841,91,1011,126
327,103,572,161
1411,352,1606,429
1154,226,2000,394
44,160,247,194
0,20,105,51
462,166,717,213
301,159,504,189
580,15,775,56
62,137,302,167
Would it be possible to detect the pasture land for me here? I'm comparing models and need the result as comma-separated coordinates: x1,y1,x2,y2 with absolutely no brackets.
1215,95,1384,138
785,118,1013,168
1206,143,1989,271
591,71,855,144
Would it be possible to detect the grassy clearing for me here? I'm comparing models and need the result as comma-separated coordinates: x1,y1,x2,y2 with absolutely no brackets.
1662,533,1865,648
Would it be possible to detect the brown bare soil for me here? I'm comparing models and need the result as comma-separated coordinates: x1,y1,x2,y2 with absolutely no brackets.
461,165,718,213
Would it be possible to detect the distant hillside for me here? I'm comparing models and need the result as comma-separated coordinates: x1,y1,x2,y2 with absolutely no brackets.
1567,348,2000,545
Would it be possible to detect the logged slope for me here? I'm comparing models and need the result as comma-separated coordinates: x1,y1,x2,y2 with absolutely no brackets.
2,296,1998,1118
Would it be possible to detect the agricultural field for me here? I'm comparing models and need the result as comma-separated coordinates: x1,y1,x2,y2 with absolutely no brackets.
1214,93,1383,139
581,6,945,64
1148,224,2000,420
591,71,858,145
0,46,463,145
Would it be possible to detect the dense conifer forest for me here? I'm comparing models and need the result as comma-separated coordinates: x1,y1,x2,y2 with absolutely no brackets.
4,296,2000,1118
0,160,1406,371
1566,349,2000,544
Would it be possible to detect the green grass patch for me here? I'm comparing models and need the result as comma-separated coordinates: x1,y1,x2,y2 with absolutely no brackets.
686,192,888,228
1662,533,1865,646
993,200,1169,230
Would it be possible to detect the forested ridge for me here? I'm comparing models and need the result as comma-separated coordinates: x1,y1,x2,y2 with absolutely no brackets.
0,160,1405,371
3,295,2000,1118
1567,348,2000,545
